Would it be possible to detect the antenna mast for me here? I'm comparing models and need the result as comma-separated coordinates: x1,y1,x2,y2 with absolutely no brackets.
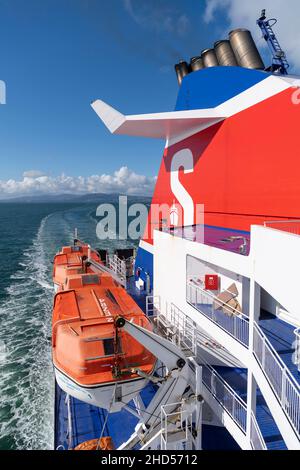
257,9,289,75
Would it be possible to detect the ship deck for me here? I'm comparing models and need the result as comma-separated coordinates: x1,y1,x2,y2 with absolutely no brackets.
168,224,251,255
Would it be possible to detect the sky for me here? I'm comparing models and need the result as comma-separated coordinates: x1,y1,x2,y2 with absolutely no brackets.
0,0,299,198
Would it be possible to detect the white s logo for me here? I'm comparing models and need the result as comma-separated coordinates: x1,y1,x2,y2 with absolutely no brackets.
170,149,194,226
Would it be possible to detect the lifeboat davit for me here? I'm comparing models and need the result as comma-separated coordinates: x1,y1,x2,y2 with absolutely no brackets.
52,246,156,412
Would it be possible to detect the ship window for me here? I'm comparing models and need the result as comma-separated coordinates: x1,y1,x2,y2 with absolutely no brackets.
103,338,122,356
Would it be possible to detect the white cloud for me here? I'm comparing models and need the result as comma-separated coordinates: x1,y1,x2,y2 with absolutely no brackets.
204,0,230,24
23,170,46,179
123,0,190,36
204,0,300,71
0,167,156,199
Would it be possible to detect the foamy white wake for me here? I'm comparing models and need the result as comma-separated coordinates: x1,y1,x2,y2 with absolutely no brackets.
0,202,139,449
0,211,72,449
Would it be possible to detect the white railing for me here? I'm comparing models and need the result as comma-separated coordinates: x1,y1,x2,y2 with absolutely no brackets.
187,282,249,347
156,303,241,368
202,361,247,433
295,329,300,373
160,401,195,451
250,411,267,450
264,220,300,236
146,295,161,318
106,254,127,284
202,360,267,449
169,303,198,356
253,323,300,440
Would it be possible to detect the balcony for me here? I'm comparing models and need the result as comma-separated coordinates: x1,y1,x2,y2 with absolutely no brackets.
166,224,251,256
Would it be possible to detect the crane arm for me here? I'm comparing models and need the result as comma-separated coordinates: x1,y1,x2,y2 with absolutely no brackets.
115,316,186,371
115,316,199,450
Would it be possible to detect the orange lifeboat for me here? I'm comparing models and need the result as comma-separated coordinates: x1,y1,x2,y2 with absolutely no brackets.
52,246,156,412
73,437,115,451
53,242,103,292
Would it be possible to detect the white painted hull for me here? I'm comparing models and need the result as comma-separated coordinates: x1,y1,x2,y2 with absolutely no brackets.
55,367,148,412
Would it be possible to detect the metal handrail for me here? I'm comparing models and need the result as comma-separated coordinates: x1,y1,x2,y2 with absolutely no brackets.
88,258,126,287
180,314,266,449
187,282,250,347
169,303,198,356
161,401,191,450
188,281,249,321
254,322,300,390
250,411,267,450
295,328,300,373
264,220,300,235
253,322,300,439
264,220,300,224
203,359,247,409
146,295,161,318
201,360,247,434
295,328,300,337
202,360,267,449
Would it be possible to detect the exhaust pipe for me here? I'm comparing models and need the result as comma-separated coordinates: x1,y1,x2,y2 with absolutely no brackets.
190,56,204,72
174,27,265,84
174,60,189,85
214,40,238,66
201,48,219,67
229,29,265,69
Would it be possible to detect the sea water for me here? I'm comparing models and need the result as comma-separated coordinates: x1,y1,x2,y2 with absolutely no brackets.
0,201,141,449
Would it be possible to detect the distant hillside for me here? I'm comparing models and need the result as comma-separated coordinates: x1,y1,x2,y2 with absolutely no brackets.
0,193,152,204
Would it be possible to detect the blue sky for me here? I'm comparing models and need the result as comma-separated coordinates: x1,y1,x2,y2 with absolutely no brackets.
0,0,298,197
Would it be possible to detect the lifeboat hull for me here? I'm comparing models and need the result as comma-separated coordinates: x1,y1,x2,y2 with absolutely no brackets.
54,367,149,412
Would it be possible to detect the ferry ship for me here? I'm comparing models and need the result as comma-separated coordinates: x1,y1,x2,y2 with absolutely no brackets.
53,11,300,450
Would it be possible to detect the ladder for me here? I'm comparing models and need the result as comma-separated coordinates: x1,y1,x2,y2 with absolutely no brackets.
257,9,289,75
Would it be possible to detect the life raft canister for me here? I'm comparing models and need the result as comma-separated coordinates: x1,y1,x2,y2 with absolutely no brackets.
73,437,115,451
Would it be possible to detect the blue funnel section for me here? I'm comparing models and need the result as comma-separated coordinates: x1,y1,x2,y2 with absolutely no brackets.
175,66,269,111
